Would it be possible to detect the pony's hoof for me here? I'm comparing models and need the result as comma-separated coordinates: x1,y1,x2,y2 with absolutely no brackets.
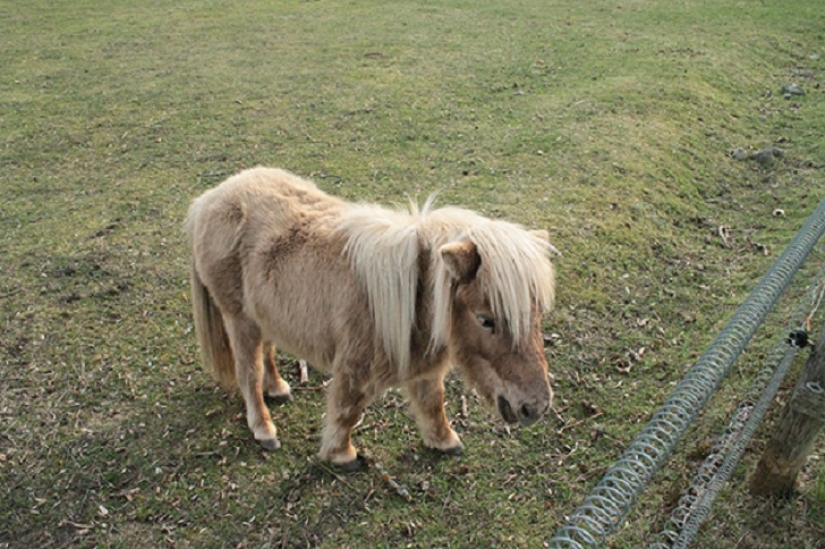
334,454,367,472
257,437,281,451
440,444,464,456
267,393,294,405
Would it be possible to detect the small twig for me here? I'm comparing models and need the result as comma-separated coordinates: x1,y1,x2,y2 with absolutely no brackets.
315,463,360,492
0,289,21,299
292,385,326,392
197,170,231,180
545,441,582,467
61,519,94,530
557,411,605,434
550,406,566,423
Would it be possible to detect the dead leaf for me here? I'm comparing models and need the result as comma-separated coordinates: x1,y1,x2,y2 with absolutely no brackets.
718,225,732,248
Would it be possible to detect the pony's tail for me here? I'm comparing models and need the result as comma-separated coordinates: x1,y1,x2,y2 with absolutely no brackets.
191,262,237,390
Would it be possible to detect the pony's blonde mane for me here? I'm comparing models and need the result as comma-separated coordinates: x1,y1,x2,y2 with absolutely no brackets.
336,200,555,374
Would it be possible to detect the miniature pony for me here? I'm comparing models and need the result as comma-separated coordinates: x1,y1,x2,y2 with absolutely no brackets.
186,167,556,469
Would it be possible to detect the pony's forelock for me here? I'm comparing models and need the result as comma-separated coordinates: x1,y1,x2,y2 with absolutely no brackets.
469,222,556,340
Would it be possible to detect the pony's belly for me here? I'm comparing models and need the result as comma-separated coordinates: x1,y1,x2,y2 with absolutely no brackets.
245,248,357,377
263,329,333,374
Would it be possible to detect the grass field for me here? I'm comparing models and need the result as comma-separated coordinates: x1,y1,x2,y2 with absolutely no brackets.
2,1,824,547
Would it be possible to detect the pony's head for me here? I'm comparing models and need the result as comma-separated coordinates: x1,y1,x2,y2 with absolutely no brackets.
338,201,556,426
436,222,555,426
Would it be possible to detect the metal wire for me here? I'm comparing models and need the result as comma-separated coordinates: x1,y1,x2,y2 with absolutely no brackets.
547,197,825,548
653,274,825,548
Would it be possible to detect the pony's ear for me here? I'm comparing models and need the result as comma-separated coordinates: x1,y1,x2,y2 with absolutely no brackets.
439,239,481,282
530,229,550,242
529,229,562,257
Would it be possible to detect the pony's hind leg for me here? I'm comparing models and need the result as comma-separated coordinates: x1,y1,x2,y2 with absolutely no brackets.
262,342,293,403
404,375,463,455
223,315,281,450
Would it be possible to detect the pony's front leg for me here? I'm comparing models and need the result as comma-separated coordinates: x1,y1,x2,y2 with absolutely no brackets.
404,376,463,455
224,316,280,451
319,374,370,470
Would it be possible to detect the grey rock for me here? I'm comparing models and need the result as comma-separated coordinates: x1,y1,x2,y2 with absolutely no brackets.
782,83,806,98
751,147,784,167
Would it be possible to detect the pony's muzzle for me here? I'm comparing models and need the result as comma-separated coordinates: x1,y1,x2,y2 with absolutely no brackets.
497,395,548,426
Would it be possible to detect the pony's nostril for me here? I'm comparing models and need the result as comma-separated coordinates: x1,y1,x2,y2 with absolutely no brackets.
520,403,533,420
517,402,546,426
497,395,518,424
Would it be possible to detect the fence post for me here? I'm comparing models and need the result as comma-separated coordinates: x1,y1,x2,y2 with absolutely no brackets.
751,329,825,497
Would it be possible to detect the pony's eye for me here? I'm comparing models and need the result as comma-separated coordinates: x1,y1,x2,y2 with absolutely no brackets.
477,315,496,332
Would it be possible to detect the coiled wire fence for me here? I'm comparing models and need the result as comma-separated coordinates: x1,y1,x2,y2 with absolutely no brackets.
547,197,825,548
653,273,825,548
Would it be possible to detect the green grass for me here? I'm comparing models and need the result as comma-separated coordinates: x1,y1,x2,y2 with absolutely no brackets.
1,0,824,547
